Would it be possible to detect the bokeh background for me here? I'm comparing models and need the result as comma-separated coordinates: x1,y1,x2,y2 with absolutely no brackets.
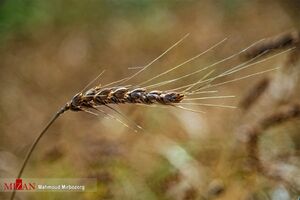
0,0,299,199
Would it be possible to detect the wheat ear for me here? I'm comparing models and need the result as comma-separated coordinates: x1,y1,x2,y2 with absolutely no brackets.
10,35,290,200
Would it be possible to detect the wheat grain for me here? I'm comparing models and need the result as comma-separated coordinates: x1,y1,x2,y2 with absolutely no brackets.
65,87,184,112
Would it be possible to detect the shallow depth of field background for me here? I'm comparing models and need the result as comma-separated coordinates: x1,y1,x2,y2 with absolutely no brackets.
0,1,299,199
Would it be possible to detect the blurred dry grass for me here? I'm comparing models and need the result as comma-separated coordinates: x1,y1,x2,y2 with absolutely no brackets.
0,1,299,199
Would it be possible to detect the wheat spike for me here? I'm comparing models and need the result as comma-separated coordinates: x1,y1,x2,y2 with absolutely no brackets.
10,35,290,200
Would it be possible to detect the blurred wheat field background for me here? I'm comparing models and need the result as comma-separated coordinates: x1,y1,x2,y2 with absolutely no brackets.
0,1,300,200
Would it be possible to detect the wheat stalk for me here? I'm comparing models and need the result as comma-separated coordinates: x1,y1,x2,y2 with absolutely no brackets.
10,34,294,200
